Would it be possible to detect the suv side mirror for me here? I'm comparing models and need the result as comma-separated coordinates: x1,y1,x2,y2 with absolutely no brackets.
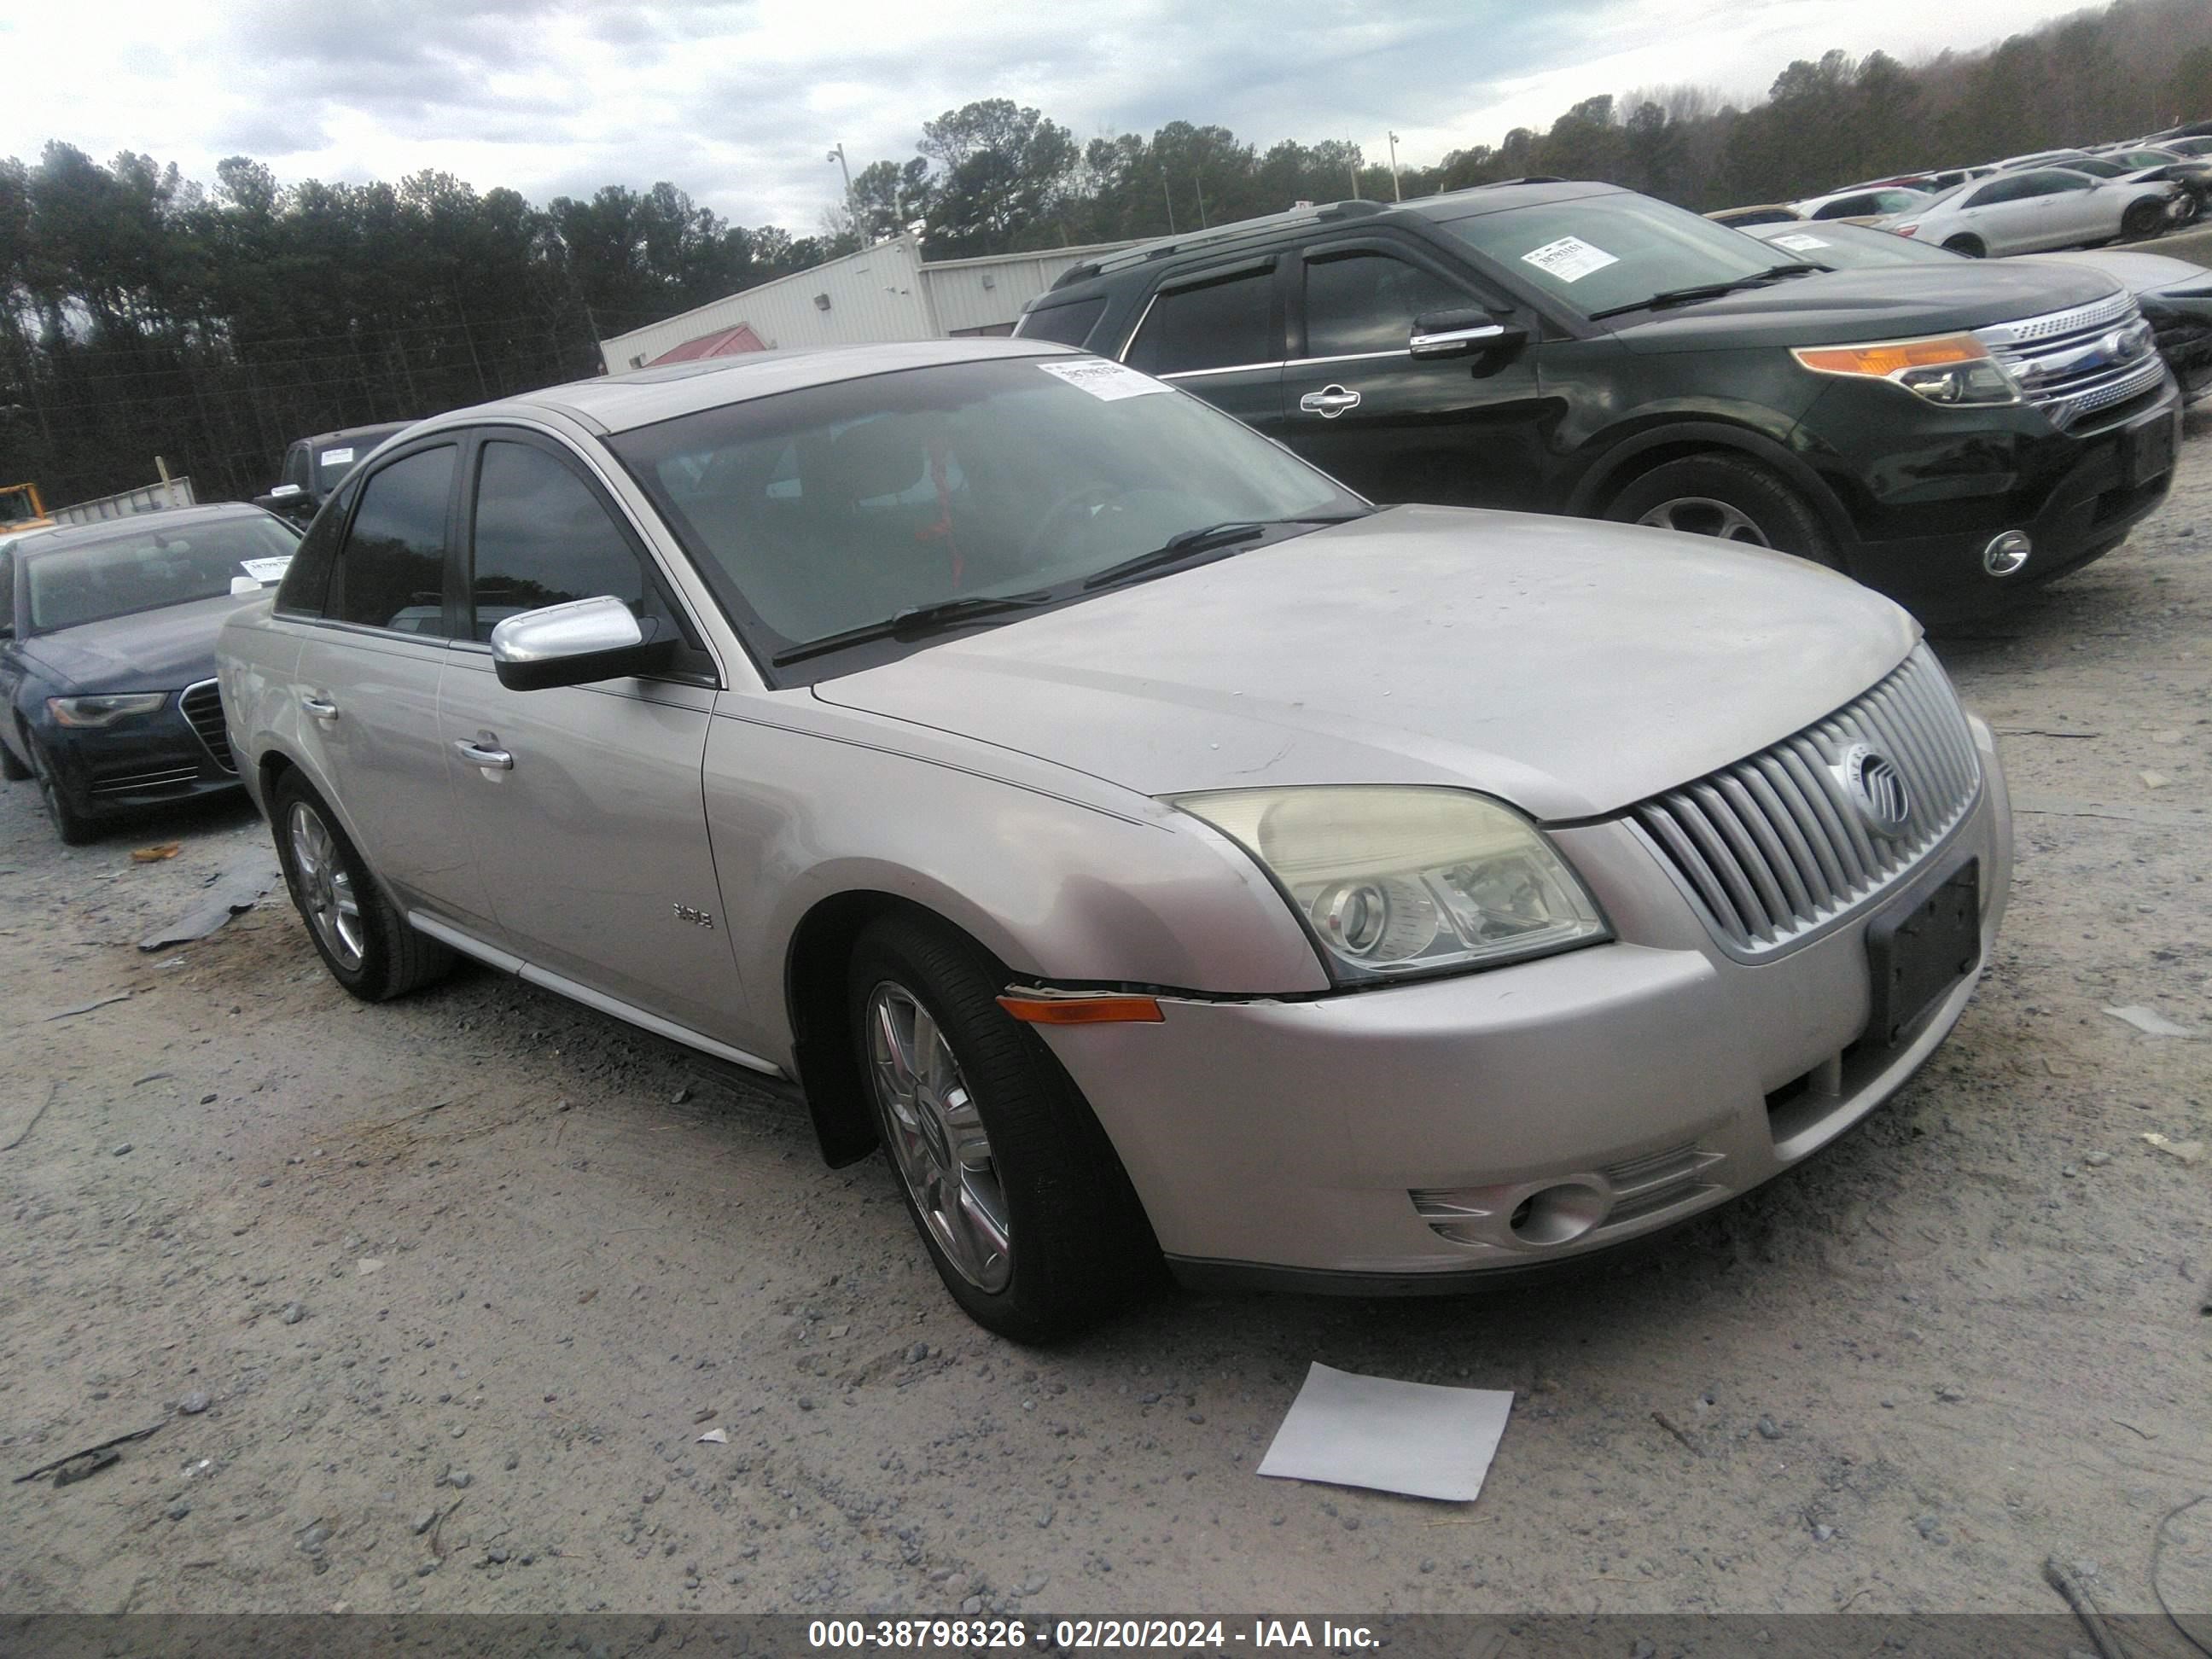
1411,308,1528,359
491,596,676,691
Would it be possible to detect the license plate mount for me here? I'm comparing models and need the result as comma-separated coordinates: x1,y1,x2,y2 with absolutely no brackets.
2130,415,2176,489
1864,859,1981,1049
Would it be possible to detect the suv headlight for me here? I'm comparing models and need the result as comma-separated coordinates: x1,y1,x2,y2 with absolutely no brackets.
1793,334,2021,406
48,693,169,727
1172,785,1608,983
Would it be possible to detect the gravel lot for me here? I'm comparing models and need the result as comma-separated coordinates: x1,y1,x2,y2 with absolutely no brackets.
1,417,2208,1622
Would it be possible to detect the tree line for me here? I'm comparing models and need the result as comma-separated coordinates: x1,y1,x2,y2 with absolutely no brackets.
3,0,2208,508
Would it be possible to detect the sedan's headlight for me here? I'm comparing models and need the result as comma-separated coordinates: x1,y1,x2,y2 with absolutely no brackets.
1792,334,2021,405
1172,786,1608,982
47,693,169,727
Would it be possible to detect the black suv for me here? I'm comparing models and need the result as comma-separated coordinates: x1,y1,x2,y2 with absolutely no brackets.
254,420,419,526
1016,182,2182,618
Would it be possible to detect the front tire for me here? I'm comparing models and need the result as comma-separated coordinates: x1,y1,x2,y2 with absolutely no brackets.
271,772,451,1000
2122,199,2167,239
1604,454,1840,569
25,731,95,845
847,911,1160,1341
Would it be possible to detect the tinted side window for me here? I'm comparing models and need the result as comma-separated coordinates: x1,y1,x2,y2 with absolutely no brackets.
468,441,655,643
2033,172,2093,195
1124,268,1277,375
335,446,457,635
1303,253,1472,357
1966,178,2027,207
275,474,360,618
1016,297,1106,346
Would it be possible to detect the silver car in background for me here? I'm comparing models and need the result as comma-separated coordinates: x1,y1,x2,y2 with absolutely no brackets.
1890,166,2183,255
217,340,2012,1338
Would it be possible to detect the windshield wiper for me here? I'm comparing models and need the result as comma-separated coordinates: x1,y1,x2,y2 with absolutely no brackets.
1587,263,1822,322
1080,513,1371,591
771,591,1053,666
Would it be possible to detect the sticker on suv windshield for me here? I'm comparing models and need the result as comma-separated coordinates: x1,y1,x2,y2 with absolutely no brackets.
238,556,293,584
1036,359,1167,401
1519,236,1620,282
319,446,355,466
1771,233,1831,252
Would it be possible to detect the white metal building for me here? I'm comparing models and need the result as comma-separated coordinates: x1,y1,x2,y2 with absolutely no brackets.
595,235,1134,373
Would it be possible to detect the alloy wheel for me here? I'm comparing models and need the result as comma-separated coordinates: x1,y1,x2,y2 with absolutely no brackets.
288,800,365,970
865,980,1013,1292
1637,495,1773,546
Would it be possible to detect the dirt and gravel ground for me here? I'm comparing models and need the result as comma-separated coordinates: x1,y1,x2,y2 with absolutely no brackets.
0,422,2208,1627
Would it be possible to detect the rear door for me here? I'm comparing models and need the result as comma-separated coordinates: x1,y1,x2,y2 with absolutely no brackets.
434,428,749,1042
294,439,490,924
1117,259,1288,439
1281,233,1550,509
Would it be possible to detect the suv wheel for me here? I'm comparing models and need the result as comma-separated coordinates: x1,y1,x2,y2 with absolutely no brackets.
271,772,452,1000
847,911,1160,1341
1604,455,1839,569
1941,235,1986,257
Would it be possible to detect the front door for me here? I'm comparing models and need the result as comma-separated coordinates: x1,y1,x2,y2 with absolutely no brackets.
1280,236,1550,510
1118,257,1288,441
434,430,751,1043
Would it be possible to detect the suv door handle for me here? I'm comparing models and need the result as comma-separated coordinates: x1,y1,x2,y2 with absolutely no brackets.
1298,384,1362,418
453,736,514,771
300,695,339,722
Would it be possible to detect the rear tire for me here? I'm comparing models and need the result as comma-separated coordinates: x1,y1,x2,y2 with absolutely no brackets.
1942,235,1985,257
271,772,451,1000
847,911,1161,1342
2122,199,2167,239
1603,454,1840,570
25,731,95,845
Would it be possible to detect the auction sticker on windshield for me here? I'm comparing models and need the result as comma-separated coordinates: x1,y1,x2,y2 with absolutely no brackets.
318,447,354,466
238,556,292,584
1520,236,1620,282
1771,233,1831,252
1036,359,1167,400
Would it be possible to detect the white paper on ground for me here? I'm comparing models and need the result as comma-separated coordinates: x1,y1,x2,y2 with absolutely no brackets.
1256,1362,1513,1502
2104,1004,2194,1038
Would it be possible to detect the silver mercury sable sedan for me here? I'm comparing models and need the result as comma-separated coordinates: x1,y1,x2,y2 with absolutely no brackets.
218,339,2011,1339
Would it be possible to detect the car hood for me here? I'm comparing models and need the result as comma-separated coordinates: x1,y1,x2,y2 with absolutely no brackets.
2021,249,2212,297
18,591,259,694
1607,264,2120,353
811,506,1920,821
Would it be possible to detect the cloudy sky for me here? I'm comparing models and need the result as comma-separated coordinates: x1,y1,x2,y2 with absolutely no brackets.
3,0,2093,228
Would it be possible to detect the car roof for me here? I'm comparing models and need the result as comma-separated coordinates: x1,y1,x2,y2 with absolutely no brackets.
1035,180,1619,300
411,338,1083,438
299,420,419,450
15,502,276,557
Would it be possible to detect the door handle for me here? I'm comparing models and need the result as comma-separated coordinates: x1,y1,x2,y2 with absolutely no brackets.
300,695,339,722
1298,384,1362,418
452,736,513,771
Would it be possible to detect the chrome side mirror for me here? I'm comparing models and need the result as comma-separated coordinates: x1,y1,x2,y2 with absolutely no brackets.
491,595,674,691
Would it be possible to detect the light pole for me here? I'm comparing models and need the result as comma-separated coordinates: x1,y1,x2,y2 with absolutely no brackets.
1387,131,1403,201
827,143,854,232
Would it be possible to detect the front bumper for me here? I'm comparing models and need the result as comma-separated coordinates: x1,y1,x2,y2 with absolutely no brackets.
1804,377,2181,621
1039,718,2011,1288
38,692,241,820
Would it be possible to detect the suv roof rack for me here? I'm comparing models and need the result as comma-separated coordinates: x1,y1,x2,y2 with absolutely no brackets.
1051,199,1394,289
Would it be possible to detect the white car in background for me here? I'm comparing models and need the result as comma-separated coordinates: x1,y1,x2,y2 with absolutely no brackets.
1891,167,2185,256
1791,185,1933,224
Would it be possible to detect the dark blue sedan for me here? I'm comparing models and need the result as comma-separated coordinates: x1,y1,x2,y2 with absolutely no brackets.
0,504,300,843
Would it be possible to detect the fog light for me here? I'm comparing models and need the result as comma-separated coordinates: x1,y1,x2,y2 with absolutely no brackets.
1982,531,2031,576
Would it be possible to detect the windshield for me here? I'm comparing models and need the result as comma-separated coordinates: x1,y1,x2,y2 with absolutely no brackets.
1746,223,1961,270
1436,193,1780,319
608,356,1365,673
26,516,300,633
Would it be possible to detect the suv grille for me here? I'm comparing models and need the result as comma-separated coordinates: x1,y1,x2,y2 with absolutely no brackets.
1976,292,2167,430
180,680,235,774
1626,647,1980,957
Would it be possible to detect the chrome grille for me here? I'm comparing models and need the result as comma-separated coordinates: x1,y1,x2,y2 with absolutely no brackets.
180,680,235,773
1627,646,1981,957
1976,293,2168,430
91,765,201,796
